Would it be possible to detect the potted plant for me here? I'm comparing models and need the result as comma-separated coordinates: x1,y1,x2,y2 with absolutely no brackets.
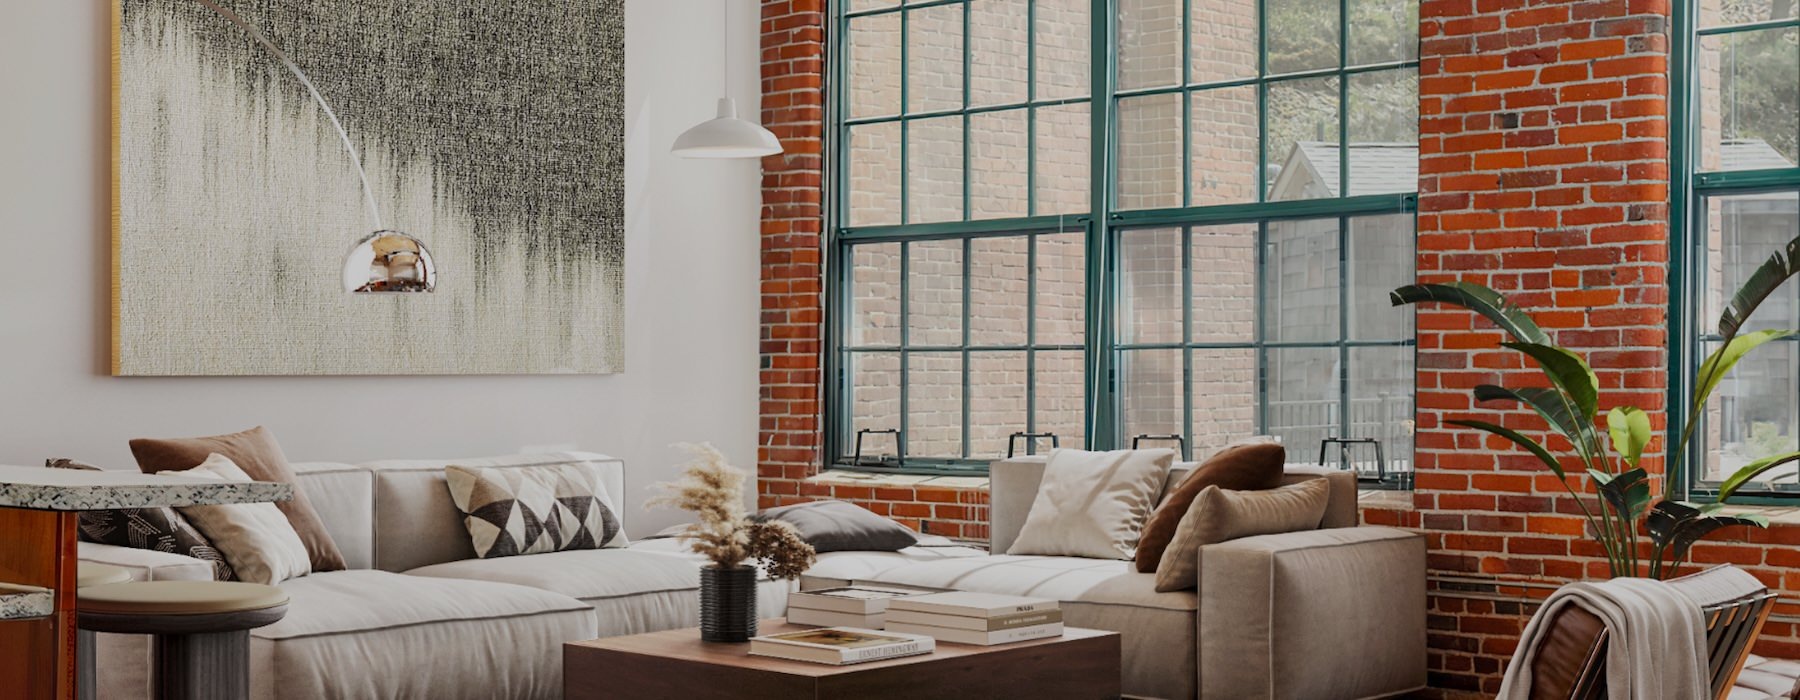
651,443,816,641
1392,237,1800,579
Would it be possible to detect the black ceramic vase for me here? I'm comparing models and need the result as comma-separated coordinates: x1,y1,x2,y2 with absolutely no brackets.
700,565,758,643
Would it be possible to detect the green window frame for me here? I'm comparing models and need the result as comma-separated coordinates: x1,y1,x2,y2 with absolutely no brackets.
1670,0,1800,501
827,0,1421,476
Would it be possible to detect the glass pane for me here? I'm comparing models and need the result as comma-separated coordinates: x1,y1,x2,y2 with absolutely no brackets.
1116,93,1185,211
907,352,965,458
1348,0,1419,66
1267,0,1341,74
1035,350,1087,450
1192,224,1259,342
1266,76,1342,201
1035,0,1091,100
1701,192,1800,333
908,239,965,346
1035,103,1092,215
1118,0,1186,91
1267,347,1341,450
1266,217,1341,342
1190,85,1260,206
908,116,966,223
850,243,903,347
850,352,903,461
849,123,904,227
1190,349,1259,452
1699,28,1799,172
1346,69,1418,196
1190,0,1259,83
1121,349,1185,441
971,0,1031,107
1699,0,1800,28
969,351,1029,459
1035,231,1088,345
969,236,1031,346
849,0,900,12
908,4,966,114
849,13,903,119
1347,213,1416,341
970,110,1031,220
1702,339,1800,487
1349,346,1413,482
1119,228,1185,345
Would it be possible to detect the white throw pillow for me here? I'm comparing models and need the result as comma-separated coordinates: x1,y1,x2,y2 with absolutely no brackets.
173,453,312,584
1007,448,1176,560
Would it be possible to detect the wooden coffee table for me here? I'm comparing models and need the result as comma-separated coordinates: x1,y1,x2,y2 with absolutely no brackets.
564,618,1121,699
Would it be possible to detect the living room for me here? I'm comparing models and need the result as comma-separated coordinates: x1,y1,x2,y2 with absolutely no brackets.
2,0,1799,698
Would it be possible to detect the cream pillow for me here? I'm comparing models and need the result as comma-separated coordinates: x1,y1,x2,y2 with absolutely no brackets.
173,453,312,585
1007,448,1176,560
1153,478,1329,592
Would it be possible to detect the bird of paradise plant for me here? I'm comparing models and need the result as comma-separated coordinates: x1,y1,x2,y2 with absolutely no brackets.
1392,238,1800,579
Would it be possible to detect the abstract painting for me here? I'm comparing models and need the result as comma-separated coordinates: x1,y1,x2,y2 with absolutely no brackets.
111,0,625,375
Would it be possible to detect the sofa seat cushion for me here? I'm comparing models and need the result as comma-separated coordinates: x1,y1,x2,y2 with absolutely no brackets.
249,570,595,700
798,538,989,589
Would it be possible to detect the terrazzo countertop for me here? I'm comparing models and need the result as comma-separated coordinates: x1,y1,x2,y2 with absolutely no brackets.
0,584,53,621
0,465,291,511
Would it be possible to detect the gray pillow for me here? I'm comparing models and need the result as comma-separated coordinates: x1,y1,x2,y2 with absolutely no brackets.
753,500,919,553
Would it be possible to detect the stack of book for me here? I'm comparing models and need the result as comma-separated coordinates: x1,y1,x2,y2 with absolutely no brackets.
786,585,925,629
748,627,935,665
884,591,1063,645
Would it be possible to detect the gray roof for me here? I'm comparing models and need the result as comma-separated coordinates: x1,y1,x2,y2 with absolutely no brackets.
1720,139,1795,171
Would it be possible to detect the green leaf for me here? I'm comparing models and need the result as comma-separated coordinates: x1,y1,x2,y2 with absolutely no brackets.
1597,468,1652,522
1648,500,1769,567
1501,342,1600,421
1607,407,1652,468
1718,450,1800,501
1587,468,1614,486
1720,236,1800,340
1693,330,1795,421
1390,282,1549,345
1447,419,1567,480
1474,385,1590,448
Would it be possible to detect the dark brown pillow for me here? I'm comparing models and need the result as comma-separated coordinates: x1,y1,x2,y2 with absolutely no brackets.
1133,442,1286,573
46,459,236,581
128,426,346,572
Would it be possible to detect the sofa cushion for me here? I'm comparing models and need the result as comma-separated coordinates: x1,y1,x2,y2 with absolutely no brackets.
444,462,625,558
1154,478,1330,592
171,455,312,585
289,462,372,570
1135,441,1286,573
753,500,919,552
1008,448,1176,560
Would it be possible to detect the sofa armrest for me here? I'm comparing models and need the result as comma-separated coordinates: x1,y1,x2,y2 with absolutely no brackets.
78,542,214,582
1197,526,1426,700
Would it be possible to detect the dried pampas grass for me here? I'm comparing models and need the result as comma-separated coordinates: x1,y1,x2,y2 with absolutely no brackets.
650,443,816,579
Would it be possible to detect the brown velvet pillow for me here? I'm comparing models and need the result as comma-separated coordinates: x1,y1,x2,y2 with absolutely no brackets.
129,426,346,572
1133,441,1286,573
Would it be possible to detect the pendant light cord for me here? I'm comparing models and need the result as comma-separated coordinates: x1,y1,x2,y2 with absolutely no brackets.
721,0,730,98
193,0,387,231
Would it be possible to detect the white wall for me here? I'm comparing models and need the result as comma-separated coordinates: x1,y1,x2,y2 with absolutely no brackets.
0,0,765,536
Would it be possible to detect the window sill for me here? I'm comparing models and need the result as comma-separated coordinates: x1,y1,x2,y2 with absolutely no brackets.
1719,502,1800,526
808,469,990,491
1357,488,1415,511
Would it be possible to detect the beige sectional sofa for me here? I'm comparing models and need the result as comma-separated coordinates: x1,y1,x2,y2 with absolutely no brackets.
802,458,1429,700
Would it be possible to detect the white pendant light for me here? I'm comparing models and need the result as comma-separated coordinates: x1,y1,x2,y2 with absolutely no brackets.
673,0,783,159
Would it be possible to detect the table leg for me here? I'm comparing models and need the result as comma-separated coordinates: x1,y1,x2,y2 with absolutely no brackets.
0,507,80,700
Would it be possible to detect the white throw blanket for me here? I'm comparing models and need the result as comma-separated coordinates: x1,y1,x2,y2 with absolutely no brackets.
1497,577,1709,700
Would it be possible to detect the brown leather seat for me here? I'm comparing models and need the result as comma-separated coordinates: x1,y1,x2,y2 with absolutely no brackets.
1528,604,1608,700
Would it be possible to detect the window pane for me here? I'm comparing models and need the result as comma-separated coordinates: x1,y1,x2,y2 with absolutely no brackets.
970,351,1029,459
1035,349,1088,449
849,13,903,119
1035,231,1088,345
1702,339,1800,486
1266,217,1341,342
1192,224,1259,343
908,239,965,346
1346,69,1418,196
1191,0,1259,83
1119,228,1186,345
970,236,1031,346
1121,348,1185,441
849,123,903,226
1348,0,1419,66
971,0,1031,107
908,4,966,114
1035,0,1092,100
970,110,1030,220
1117,93,1186,211
851,352,903,460
1118,0,1185,91
850,243,903,347
1267,0,1342,74
1191,349,1258,451
849,0,900,13
908,116,966,223
1266,76,1342,201
1699,0,1800,28
1190,85,1261,206
1349,346,1414,480
1267,347,1341,450
907,352,965,458
1347,214,1416,341
1035,103,1092,214
1699,27,1799,172
1701,192,1800,333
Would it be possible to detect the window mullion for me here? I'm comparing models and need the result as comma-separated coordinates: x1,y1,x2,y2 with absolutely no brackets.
1088,0,1118,450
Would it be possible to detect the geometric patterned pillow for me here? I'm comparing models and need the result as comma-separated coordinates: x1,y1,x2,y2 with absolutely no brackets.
45,458,236,581
444,461,625,559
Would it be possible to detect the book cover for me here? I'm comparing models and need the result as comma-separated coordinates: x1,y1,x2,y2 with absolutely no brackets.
885,621,1065,646
788,607,886,629
884,608,1064,632
748,627,935,665
886,591,1060,618
787,586,924,615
